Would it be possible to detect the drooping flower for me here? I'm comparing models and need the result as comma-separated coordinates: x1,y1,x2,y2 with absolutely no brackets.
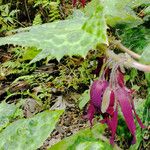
85,62,146,145
84,79,108,125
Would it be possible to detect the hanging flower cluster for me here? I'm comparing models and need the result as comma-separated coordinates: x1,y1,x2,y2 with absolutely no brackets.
84,57,145,144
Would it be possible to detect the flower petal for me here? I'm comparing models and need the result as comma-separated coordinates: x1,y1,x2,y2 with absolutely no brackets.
90,80,108,108
107,107,118,145
84,103,95,126
117,70,124,87
115,88,136,144
72,0,77,6
107,90,116,115
81,0,86,6
101,87,112,113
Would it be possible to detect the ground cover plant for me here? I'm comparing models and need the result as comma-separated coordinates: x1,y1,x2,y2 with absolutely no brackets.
0,0,150,149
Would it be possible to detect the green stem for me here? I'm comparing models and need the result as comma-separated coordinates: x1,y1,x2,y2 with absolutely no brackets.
114,40,141,60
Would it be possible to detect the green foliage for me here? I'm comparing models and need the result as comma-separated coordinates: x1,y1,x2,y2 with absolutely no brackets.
33,13,42,25
34,0,60,22
117,26,150,54
124,68,139,91
144,6,150,14
0,10,107,62
0,60,36,77
129,98,148,150
52,57,94,91
128,0,150,8
84,0,143,27
34,0,60,8
0,102,23,131
0,110,63,150
103,0,147,27
141,44,150,64
82,2,108,45
48,2,60,22
22,47,41,61
78,90,90,109
48,124,113,150
0,1,149,149
0,3,19,31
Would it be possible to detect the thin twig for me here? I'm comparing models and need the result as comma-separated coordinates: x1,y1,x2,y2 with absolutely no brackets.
114,40,141,60
24,0,31,23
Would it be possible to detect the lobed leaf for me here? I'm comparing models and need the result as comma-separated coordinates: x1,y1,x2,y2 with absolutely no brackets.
0,10,108,63
84,0,144,27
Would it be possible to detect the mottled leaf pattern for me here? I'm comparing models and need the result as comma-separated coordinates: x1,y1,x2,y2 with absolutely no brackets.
0,10,108,63
0,110,63,150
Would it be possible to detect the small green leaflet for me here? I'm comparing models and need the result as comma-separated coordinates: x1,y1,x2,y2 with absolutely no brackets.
0,110,64,150
144,6,150,15
78,90,90,109
141,44,150,64
0,9,108,63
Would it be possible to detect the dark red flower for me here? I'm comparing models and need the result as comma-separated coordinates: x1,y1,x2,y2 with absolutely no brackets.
85,67,145,145
84,80,108,125
73,0,86,7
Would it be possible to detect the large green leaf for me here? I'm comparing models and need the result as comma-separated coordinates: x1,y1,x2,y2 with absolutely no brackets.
128,0,150,8
84,0,144,27
82,2,108,45
0,10,108,63
48,124,113,150
0,102,23,131
103,0,143,27
0,110,63,150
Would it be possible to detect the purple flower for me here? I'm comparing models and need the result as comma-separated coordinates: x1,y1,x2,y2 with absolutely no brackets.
84,80,108,125
85,68,145,145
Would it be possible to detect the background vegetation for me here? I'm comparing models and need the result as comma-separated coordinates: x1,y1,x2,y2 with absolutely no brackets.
0,0,149,149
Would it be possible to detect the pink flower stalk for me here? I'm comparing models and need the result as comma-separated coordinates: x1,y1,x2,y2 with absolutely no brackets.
85,66,145,145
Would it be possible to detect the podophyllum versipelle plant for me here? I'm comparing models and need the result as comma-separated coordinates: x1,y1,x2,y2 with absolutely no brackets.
0,0,149,149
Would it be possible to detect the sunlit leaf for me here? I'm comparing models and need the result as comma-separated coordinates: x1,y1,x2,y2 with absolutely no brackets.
0,10,108,63
0,110,64,150
48,124,113,150
84,0,143,27
0,102,23,131
82,2,108,45
78,90,90,109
